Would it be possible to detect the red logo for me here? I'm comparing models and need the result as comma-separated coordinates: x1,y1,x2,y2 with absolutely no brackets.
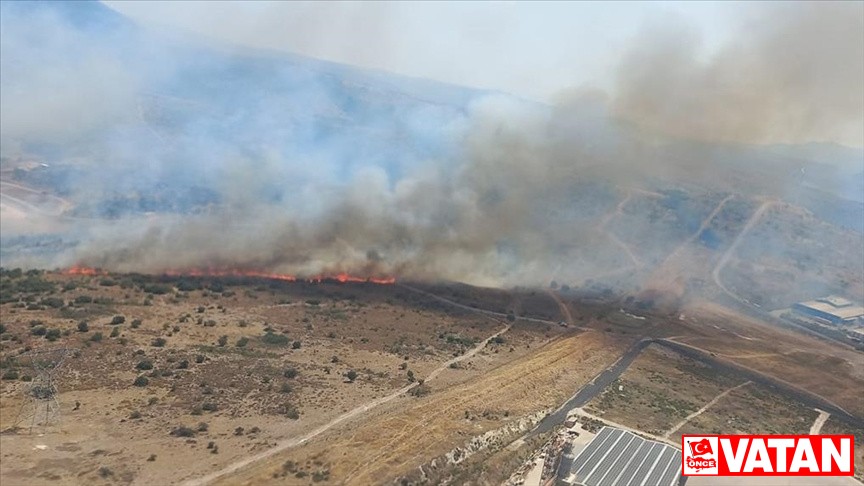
682,435,854,476
689,438,713,457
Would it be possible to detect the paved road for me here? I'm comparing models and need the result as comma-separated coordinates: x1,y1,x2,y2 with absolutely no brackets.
528,335,864,439
529,339,652,437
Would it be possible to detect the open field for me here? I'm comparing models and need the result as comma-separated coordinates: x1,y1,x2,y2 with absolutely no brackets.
0,271,568,485
2,270,863,485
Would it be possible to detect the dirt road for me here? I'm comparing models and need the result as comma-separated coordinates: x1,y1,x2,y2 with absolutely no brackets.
711,199,778,302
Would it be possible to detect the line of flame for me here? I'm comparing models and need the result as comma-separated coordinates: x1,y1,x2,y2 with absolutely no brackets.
62,265,395,284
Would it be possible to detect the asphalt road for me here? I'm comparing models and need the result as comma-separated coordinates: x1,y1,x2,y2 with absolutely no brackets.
529,338,652,437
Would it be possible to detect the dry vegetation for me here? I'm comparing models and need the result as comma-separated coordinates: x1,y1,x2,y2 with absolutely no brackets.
0,270,559,485
1,268,862,485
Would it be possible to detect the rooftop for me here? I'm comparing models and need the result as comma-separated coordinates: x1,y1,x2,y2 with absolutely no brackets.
566,427,680,486
796,300,864,321
815,295,853,308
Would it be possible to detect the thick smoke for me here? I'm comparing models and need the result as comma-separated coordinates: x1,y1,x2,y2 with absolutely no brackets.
612,2,864,147
1,1,862,289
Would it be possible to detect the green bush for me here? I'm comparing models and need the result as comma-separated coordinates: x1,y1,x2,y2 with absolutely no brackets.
45,328,61,341
41,297,64,308
136,360,154,371
236,337,249,348
110,315,126,325
133,375,149,387
77,321,89,332
261,332,289,346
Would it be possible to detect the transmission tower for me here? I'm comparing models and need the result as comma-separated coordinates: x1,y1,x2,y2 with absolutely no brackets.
14,347,73,433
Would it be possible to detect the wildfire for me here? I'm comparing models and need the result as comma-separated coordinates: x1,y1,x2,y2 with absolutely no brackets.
62,265,395,285
64,265,107,276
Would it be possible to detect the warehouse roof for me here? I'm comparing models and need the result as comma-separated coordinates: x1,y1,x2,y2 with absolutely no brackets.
568,427,680,486
796,300,864,321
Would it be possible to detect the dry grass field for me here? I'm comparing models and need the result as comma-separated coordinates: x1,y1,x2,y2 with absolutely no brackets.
2,270,862,485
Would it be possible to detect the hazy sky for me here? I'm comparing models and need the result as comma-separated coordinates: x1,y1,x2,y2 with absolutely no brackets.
104,1,749,102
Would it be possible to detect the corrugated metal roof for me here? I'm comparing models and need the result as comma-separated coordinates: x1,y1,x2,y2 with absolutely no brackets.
568,427,680,486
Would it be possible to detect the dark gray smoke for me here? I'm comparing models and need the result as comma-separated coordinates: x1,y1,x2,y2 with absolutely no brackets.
1,1,861,292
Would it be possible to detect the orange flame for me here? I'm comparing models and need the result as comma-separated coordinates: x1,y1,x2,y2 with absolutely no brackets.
64,265,107,276
62,265,395,284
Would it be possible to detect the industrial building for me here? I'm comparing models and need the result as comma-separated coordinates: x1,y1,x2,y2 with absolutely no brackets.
792,296,864,325
563,427,682,486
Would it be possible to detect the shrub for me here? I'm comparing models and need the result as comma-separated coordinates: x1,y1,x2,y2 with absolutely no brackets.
201,402,218,412
45,328,61,341
136,360,154,371
142,284,171,295
151,337,167,347
177,359,189,369
0,324,5,334
90,332,103,342
74,295,93,304
283,367,298,379
409,383,431,397
31,326,47,336
2,370,19,380
110,327,121,338
197,422,209,432
261,332,289,346
129,410,142,419
217,335,228,347
77,321,89,332
110,315,126,325
131,319,142,328
170,426,195,437
133,375,149,387
234,427,244,436
279,383,292,394
195,354,206,364
291,340,302,349
236,337,249,348
99,278,116,287
41,297,64,308
345,370,358,382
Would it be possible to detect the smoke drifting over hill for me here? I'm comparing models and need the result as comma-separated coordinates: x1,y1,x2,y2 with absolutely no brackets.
613,2,864,147
1,1,862,288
